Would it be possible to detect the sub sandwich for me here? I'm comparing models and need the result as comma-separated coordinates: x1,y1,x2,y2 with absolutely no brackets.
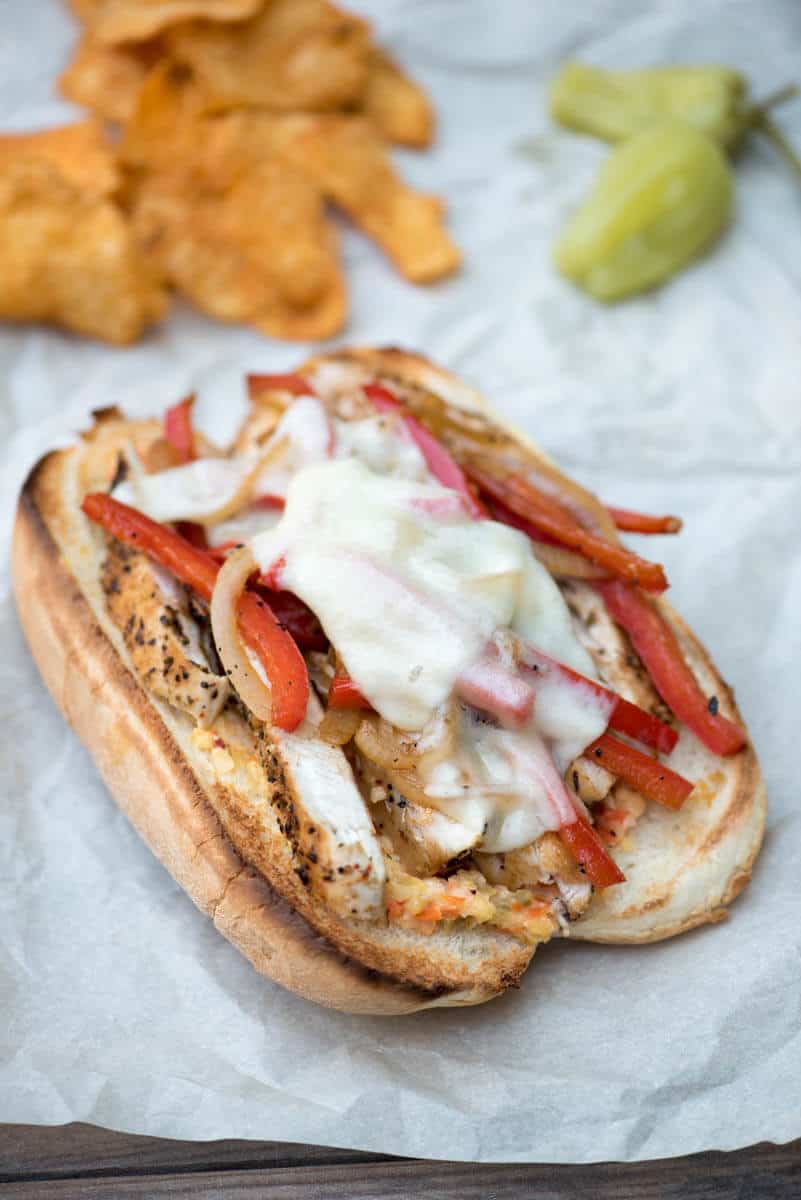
13,348,766,1013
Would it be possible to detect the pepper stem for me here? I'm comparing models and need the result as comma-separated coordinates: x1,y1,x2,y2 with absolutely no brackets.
758,117,801,188
748,83,799,120
742,83,801,191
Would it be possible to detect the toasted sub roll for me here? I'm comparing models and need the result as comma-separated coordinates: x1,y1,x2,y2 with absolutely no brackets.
12,349,765,1013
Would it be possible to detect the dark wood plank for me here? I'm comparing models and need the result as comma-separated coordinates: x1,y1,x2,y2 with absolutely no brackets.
0,1130,798,1200
1,1143,801,1200
0,1124,387,1182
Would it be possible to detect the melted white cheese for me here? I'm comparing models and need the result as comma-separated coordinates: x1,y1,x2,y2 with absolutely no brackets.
514,557,592,676
249,457,610,849
333,413,428,480
420,711,599,852
115,457,251,523
255,395,332,500
252,459,541,728
206,505,283,548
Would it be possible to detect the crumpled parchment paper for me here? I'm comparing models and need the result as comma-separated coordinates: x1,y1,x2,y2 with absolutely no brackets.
1,0,800,1164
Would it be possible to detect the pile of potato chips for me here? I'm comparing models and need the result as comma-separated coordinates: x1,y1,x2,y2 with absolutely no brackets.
0,0,460,345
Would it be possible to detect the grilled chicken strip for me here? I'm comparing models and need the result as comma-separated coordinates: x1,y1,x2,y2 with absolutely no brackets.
102,539,230,727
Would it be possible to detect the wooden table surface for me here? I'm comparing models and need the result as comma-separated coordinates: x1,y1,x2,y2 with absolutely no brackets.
0,1125,798,1197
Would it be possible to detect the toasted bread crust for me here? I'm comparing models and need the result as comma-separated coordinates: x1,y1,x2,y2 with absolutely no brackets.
12,347,767,1012
567,603,766,943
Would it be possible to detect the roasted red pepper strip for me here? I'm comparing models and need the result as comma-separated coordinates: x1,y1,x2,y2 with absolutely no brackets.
81,493,309,731
608,507,683,535
329,674,371,709
251,493,286,510
258,590,328,651
587,732,693,810
164,395,207,547
364,383,487,519
363,381,405,413
520,646,678,755
208,541,325,649
560,813,625,888
597,581,746,756
468,465,668,593
484,495,563,547
247,372,315,399
176,521,208,549
164,395,196,464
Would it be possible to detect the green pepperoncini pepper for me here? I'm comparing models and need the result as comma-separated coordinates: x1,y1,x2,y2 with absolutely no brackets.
550,62,749,148
555,120,733,302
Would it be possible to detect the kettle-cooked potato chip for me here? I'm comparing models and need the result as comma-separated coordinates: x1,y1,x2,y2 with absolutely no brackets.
270,115,460,283
59,35,160,123
68,0,102,22
165,0,371,111
119,61,277,179
130,157,346,339
0,158,167,344
39,0,456,347
0,120,119,197
363,50,434,148
84,0,262,46
119,60,214,171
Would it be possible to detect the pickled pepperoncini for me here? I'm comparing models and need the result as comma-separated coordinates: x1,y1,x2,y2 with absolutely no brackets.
550,63,749,148
555,121,733,302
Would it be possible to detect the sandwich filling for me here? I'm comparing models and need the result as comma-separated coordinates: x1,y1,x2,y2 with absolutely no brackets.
86,360,740,948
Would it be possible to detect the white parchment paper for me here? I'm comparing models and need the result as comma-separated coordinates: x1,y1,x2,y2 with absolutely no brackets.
1,0,800,1163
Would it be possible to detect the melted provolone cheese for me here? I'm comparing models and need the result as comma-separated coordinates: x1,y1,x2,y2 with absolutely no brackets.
249,458,609,850
419,708,603,852
255,395,332,500
333,413,428,480
514,557,592,677
115,457,251,524
252,460,539,728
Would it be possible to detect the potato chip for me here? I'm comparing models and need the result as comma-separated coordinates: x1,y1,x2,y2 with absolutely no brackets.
119,61,276,178
59,35,160,123
85,0,262,46
0,158,167,344
68,0,102,23
270,115,460,282
165,0,371,111
0,120,119,197
363,50,434,148
119,60,215,171
130,157,346,338
126,97,459,283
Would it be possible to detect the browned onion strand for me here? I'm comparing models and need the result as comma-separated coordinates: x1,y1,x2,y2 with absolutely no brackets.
524,461,618,541
233,408,282,458
464,446,618,543
530,542,610,580
319,706,362,746
196,436,290,527
209,545,273,721
355,716,420,771
353,705,459,778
